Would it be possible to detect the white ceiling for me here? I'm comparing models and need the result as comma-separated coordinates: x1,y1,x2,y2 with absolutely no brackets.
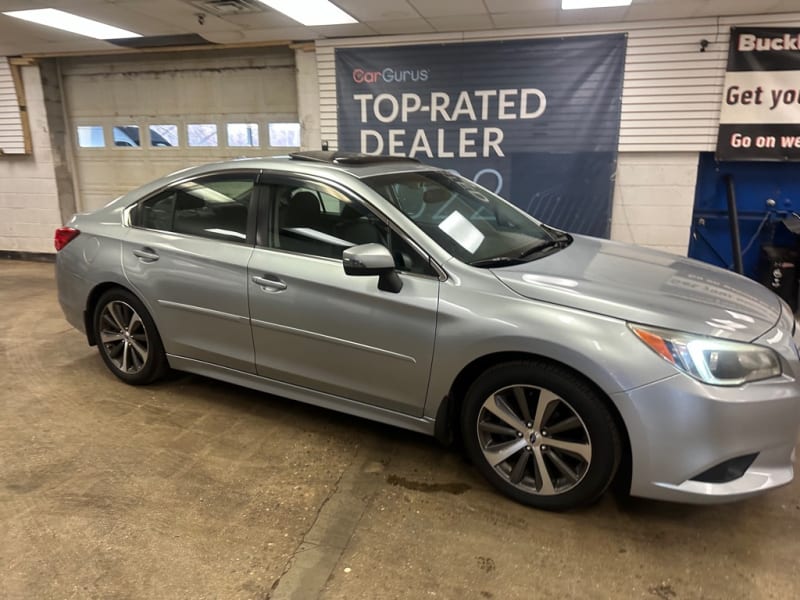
0,0,798,55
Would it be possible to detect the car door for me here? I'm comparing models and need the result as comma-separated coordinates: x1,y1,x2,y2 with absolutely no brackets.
247,174,440,416
122,170,259,373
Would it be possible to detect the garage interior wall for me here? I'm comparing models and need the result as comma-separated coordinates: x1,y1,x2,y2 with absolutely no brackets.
4,13,800,255
0,57,28,155
295,47,322,152
0,64,62,254
0,46,301,253
316,12,800,255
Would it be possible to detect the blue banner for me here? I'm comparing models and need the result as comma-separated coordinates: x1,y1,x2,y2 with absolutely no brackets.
335,35,627,237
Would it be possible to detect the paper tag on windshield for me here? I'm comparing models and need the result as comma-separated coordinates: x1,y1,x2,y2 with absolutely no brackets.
438,211,484,254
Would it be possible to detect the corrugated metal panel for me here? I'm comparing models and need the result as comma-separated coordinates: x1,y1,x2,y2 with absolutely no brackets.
316,12,800,153
0,57,27,155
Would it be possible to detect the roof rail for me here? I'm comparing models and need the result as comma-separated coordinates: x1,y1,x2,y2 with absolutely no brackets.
289,151,420,165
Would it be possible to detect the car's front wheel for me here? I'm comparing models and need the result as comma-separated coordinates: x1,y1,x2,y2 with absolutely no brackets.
93,288,168,385
461,360,621,511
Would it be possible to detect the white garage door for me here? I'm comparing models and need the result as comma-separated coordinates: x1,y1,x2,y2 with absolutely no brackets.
61,47,299,211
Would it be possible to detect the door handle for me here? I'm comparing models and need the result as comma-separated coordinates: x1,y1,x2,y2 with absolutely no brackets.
252,274,287,292
133,247,159,262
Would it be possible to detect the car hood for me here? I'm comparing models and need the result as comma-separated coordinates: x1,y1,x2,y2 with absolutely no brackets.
491,235,781,342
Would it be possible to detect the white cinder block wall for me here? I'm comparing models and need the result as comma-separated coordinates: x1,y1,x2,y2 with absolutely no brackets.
610,152,698,255
295,47,322,152
0,65,62,254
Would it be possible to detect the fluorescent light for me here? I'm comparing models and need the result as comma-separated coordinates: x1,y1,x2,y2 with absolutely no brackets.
2,8,141,39
257,0,356,26
562,0,632,9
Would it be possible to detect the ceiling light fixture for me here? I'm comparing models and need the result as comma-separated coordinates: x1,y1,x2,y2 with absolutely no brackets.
2,8,141,39
562,0,632,9
256,0,356,26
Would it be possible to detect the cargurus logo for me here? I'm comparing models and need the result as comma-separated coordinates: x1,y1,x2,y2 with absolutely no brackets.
352,67,430,84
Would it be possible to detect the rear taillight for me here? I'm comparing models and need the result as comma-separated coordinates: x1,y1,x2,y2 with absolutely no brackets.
54,227,80,251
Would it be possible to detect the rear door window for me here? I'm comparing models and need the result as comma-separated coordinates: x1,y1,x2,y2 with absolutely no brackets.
134,172,257,244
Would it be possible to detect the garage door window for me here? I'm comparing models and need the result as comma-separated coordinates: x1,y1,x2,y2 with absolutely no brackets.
188,124,218,147
150,125,178,147
76,126,105,148
268,123,300,147
113,125,141,147
227,123,259,147
135,173,255,243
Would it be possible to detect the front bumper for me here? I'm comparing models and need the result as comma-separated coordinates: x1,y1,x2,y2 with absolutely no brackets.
613,372,800,503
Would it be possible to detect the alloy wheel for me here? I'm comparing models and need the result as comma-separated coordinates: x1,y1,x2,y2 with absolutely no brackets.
98,300,150,374
476,384,592,495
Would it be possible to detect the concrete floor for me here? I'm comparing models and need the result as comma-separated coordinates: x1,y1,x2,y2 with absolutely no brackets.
1,259,800,600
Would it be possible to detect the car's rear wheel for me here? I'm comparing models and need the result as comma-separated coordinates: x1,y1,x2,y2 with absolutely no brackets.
93,288,167,385
461,360,621,511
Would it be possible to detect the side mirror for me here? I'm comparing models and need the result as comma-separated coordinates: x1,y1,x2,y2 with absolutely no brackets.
342,243,402,293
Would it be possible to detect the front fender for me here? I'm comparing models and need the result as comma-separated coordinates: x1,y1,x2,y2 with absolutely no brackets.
424,283,677,420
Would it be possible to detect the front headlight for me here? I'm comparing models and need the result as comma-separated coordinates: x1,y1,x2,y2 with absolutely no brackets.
629,324,781,386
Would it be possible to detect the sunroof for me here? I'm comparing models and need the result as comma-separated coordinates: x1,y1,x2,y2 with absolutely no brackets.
289,151,419,165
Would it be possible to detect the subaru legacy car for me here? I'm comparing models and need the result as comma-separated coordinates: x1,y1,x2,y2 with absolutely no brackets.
55,151,800,511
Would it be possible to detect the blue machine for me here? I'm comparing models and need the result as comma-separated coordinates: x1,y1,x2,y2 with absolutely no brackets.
688,152,800,285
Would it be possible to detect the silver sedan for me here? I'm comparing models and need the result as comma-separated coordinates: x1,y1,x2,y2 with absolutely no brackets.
55,152,800,510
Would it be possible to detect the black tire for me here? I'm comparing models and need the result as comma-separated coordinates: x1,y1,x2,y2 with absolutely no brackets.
460,360,621,511
93,288,168,385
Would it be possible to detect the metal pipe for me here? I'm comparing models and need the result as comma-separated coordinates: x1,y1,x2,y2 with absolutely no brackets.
725,174,744,274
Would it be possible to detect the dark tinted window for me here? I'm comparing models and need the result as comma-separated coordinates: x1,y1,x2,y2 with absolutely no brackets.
136,174,254,243
267,181,436,276
139,191,175,231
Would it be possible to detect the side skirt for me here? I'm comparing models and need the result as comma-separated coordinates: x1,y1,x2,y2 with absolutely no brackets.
167,354,437,437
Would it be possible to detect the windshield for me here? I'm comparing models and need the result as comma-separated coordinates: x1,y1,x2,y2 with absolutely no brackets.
363,170,567,266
